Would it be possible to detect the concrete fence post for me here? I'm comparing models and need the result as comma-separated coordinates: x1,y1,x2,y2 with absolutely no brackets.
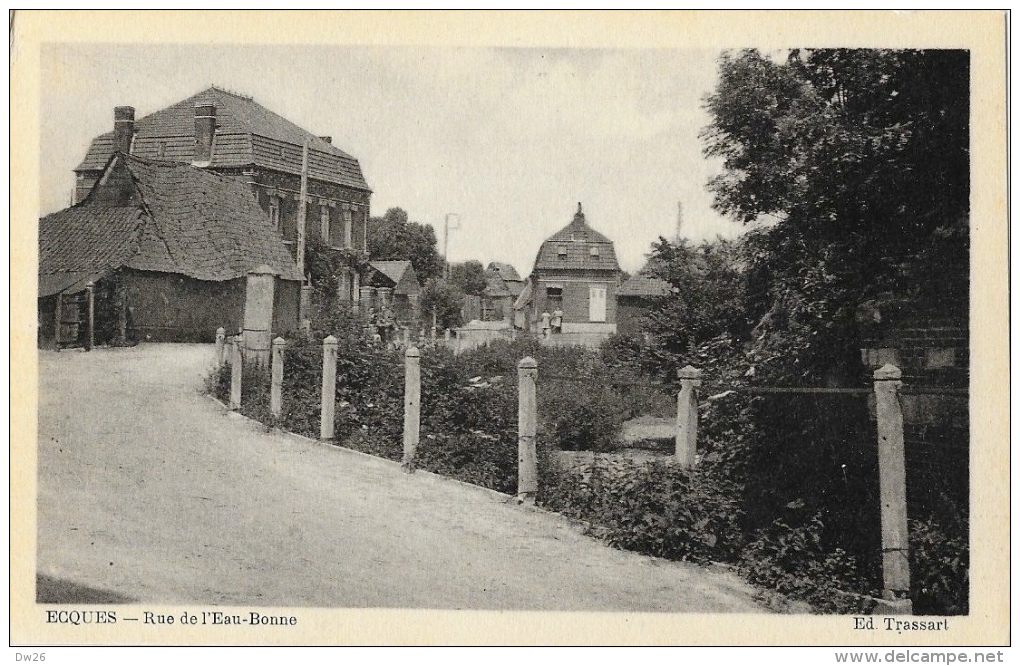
270,337,285,418
229,333,244,411
215,327,226,368
243,265,277,369
873,364,912,614
402,346,421,472
517,356,539,503
85,280,96,352
300,285,314,331
320,335,338,441
676,365,703,468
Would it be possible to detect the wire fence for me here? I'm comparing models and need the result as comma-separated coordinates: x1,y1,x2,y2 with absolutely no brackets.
536,366,968,530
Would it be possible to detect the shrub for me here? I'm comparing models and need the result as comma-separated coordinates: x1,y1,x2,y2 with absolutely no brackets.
206,360,231,402
426,338,640,453
909,517,969,615
738,513,877,614
342,427,402,461
417,432,519,495
539,381,623,452
238,364,274,428
211,320,954,616
421,354,518,439
541,458,743,564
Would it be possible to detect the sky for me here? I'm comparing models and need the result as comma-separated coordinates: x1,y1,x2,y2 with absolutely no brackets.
39,43,744,275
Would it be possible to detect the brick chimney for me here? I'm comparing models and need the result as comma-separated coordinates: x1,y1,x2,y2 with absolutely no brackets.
193,101,216,166
113,106,135,155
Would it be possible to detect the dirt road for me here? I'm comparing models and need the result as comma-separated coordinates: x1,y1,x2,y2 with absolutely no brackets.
36,344,766,611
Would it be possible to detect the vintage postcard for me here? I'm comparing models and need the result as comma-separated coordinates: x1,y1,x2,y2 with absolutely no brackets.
10,10,1009,648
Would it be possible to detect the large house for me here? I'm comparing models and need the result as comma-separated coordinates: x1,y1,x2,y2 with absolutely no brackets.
39,153,302,345
73,86,372,302
518,204,622,343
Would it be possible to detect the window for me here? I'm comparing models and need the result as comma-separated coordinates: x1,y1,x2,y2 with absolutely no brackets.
157,141,167,158
320,205,331,244
556,245,567,258
343,210,353,248
546,287,563,312
589,246,600,259
268,197,280,231
589,285,607,322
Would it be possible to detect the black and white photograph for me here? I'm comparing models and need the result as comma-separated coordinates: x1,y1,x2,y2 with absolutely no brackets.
12,10,1008,649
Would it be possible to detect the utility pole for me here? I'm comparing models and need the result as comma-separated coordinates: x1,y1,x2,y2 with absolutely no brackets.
444,213,460,280
296,141,309,322
676,201,684,241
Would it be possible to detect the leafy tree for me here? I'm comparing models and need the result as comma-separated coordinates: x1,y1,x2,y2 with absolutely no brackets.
690,49,970,611
420,278,464,330
702,48,969,383
643,236,748,360
367,207,445,282
449,260,488,296
305,236,369,298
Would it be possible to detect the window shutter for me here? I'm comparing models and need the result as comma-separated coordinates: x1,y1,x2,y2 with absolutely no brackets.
589,285,607,322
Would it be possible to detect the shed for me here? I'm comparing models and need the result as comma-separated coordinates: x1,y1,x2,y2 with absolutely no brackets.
38,152,301,345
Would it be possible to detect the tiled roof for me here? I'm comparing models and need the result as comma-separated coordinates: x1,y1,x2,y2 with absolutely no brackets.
487,261,522,282
38,206,146,296
75,86,370,191
39,206,144,278
533,205,620,273
40,153,301,292
370,260,411,285
368,260,419,296
618,275,673,298
482,273,512,298
514,278,533,309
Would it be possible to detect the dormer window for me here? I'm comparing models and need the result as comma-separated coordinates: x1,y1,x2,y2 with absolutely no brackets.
590,246,600,259
557,245,567,258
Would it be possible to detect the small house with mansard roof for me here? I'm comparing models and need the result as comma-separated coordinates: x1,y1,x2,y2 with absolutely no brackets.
518,203,622,341
73,86,372,302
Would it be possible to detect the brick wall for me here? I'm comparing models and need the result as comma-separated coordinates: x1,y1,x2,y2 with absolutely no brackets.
74,173,100,204
121,271,246,342
858,293,969,520
245,169,370,250
82,159,141,206
272,278,301,335
37,271,302,346
858,295,968,390
533,270,619,325
120,270,300,342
